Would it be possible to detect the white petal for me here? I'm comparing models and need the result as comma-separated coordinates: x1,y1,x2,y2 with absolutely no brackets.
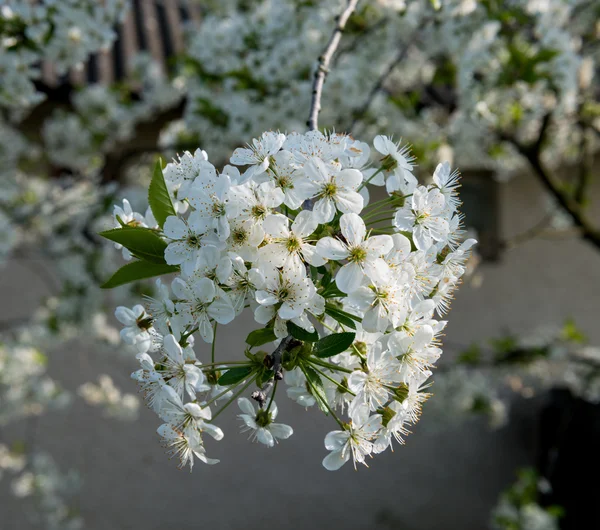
163,216,188,239
291,210,318,238
257,428,275,447
312,197,335,223
322,449,350,471
316,237,348,260
340,213,366,247
336,169,362,190
238,397,255,416
336,263,365,294
263,214,290,238
364,235,394,256
270,423,293,440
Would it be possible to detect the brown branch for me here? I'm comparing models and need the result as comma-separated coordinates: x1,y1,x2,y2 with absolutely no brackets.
499,114,600,251
348,37,414,132
501,212,554,251
307,0,361,131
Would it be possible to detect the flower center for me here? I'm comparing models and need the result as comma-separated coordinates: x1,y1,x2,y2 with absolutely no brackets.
255,409,272,427
348,246,367,263
286,235,301,253
276,175,293,190
251,204,267,219
322,182,337,198
232,228,247,244
187,234,201,248
212,202,226,217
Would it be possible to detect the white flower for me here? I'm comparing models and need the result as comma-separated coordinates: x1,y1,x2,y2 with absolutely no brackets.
230,131,286,180
115,305,153,353
230,180,284,222
131,353,166,412
237,398,293,447
226,256,265,314
394,186,449,251
254,267,318,338
372,403,409,454
143,279,174,335
303,158,364,223
348,343,403,413
226,217,265,262
186,172,235,241
432,162,461,210
171,277,235,343
322,404,382,471
254,149,315,209
259,211,325,273
185,245,232,287
398,370,432,424
348,272,408,332
316,213,393,293
161,334,209,400
158,385,224,441
372,135,416,193
388,325,440,370
163,215,213,276
157,424,219,470
284,368,316,408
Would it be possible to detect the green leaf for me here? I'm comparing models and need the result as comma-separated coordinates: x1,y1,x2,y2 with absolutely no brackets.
287,321,319,342
101,261,179,289
218,366,253,386
313,332,356,358
302,365,329,415
324,305,358,330
256,368,274,388
321,281,346,299
245,328,277,347
99,226,167,264
148,160,176,228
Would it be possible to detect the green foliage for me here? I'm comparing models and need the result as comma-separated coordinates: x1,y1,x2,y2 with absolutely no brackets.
324,303,359,330
101,261,179,289
217,366,254,386
286,321,319,342
457,343,482,365
148,160,176,228
194,98,229,128
99,226,167,264
301,365,329,414
245,327,277,347
313,332,356,358
320,281,346,299
561,318,587,344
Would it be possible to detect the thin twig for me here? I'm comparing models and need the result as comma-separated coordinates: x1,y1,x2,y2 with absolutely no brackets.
501,212,554,250
498,114,600,252
251,335,294,407
307,0,361,131
348,35,416,132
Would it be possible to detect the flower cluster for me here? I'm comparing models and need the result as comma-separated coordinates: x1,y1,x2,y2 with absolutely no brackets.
0,0,129,111
181,0,598,175
105,130,475,470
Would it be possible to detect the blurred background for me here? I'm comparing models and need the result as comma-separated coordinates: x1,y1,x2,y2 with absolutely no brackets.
1,1,599,529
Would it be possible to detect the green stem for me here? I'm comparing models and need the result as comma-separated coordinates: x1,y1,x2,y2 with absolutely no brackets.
309,357,353,374
209,373,258,423
202,382,240,408
311,364,356,396
265,379,278,414
211,322,218,363
200,361,252,370
365,216,395,225
300,364,345,429
357,167,383,191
